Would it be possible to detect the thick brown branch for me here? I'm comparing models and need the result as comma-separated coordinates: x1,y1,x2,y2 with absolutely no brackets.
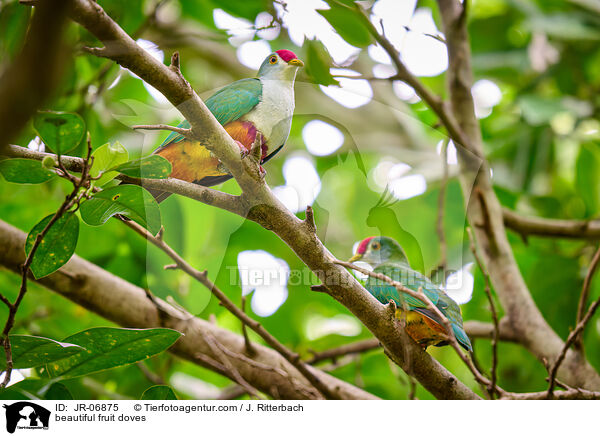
434,0,600,391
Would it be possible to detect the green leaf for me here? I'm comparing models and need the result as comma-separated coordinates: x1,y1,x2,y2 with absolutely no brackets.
79,185,161,235
0,158,55,184
305,39,339,86
0,335,83,370
25,212,80,279
47,327,182,379
319,4,372,47
111,155,172,179
45,383,74,400
90,141,129,186
141,385,178,400
33,111,86,154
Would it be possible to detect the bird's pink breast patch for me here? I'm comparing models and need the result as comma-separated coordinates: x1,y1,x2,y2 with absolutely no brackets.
357,237,375,254
276,49,298,62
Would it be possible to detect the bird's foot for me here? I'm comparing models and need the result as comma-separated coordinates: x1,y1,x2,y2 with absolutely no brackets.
250,132,263,163
259,165,266,179
236,140,250,159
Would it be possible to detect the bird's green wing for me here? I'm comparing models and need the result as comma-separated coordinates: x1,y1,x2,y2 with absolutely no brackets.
365,262,472,351
367,264,441,309
157,78,262,149
431,293,472,351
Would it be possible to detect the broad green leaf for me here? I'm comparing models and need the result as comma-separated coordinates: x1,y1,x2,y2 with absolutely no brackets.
25,212,80,279
45,383,74,400
33,111,86,154
0,159,55,184
90,141,129,186
0,335,83,370
47,327,182,378
141,385,178,400
0,379,45,401
319,4,372,47
79,185,161,235
111,155,172,179
305,39,339,86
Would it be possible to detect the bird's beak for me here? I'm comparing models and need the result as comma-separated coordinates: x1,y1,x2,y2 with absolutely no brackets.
288,58,304,67
348,253,363,263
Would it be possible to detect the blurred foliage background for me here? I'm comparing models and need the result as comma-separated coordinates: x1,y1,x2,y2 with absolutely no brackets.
0,0,599,399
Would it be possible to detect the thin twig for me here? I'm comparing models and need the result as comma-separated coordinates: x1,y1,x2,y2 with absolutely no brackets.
546,255,600,397
136,361,165,385
467,227,500,398
353,3,475,160
574,245,600,350
119,218,335,399
1,137,94,388
202,332,261,399
240,296,256,357
307,338,380,365
131,124,194,139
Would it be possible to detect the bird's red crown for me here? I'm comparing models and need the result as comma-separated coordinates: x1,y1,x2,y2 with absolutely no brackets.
356,237,376,254
275,49,298,62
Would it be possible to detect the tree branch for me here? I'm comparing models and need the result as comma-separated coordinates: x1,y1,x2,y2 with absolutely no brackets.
435,0,600,391
61,0,481,400
574,245,600,350
131,124,194,140
307,338,381,365
503,208,600,240
468,227,500,398
1,139,94,388
0,219,376,400
120,219,339,399
334,259,495,395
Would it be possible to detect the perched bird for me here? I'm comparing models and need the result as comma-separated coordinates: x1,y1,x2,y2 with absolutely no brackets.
150,50,304,202
349,236,472,351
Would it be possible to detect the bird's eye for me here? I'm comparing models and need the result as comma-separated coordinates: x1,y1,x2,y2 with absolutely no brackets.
371,242,381,250
269,56,278,64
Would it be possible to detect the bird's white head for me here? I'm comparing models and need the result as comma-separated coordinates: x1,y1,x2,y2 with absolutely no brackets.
257,50,304,81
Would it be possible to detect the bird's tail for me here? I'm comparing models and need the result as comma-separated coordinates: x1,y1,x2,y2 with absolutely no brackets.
146,188,171,204
452,324,473,352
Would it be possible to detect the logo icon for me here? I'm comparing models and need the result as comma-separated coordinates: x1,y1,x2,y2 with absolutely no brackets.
3,402,50,433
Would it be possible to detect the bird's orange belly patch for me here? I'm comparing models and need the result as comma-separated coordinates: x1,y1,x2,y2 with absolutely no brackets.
154,120,265,184
396,309,448,348
156,141,224,183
